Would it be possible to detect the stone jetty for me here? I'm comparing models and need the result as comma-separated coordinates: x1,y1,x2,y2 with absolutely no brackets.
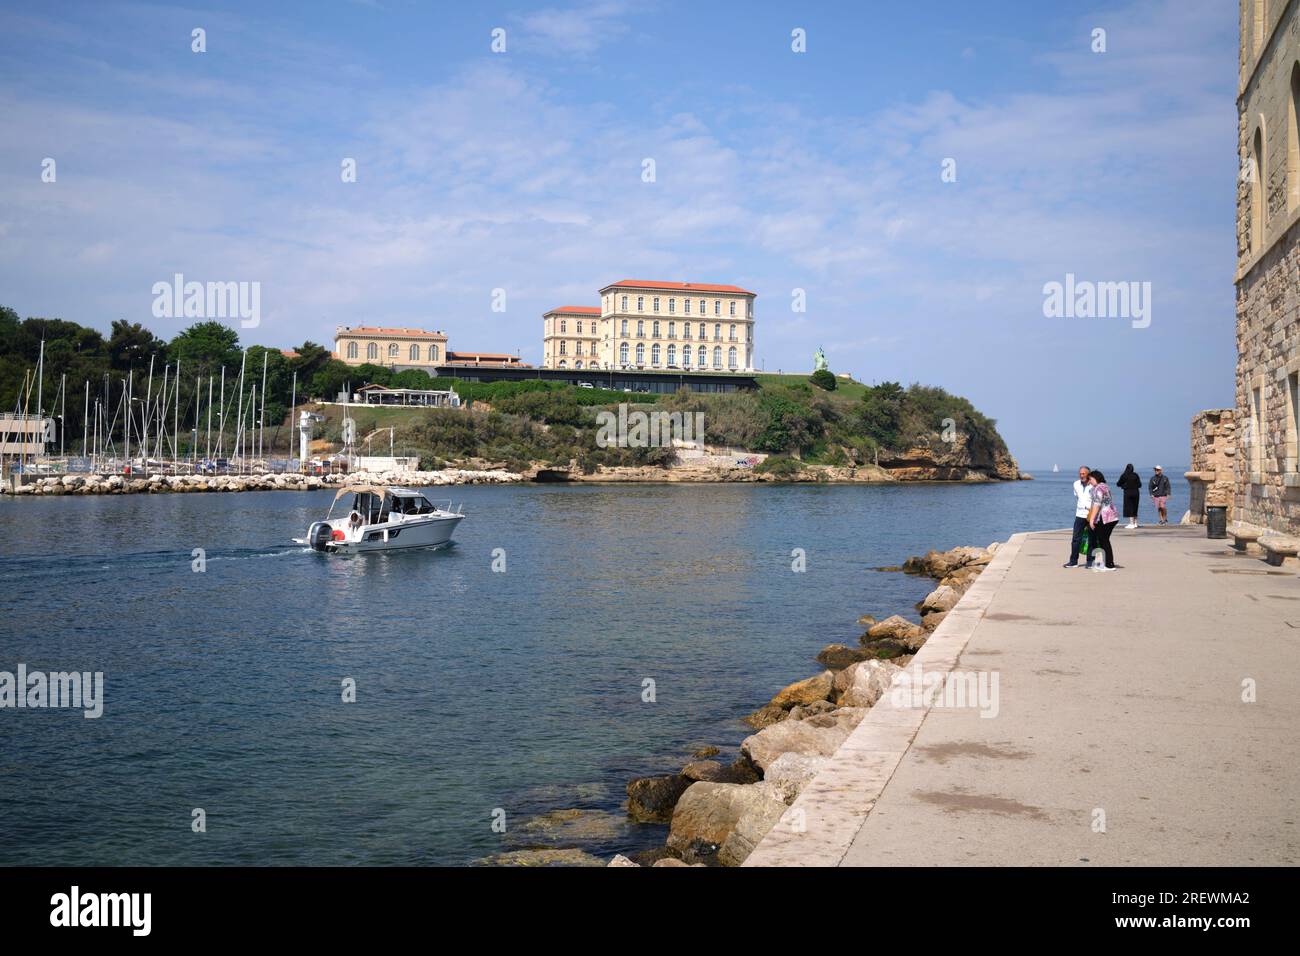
3,468,523,496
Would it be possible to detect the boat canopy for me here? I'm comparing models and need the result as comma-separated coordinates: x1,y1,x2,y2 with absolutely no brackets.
332,484,389,503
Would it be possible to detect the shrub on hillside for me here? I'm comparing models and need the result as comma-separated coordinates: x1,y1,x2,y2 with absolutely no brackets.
810,368,837,391
754,455,803,478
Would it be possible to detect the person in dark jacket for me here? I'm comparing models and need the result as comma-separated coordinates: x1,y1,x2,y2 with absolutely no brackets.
1148,465,1172,525
1116,464,1142,529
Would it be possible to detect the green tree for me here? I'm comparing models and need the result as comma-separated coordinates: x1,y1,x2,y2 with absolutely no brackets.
168,321,242,378
810,368,837,391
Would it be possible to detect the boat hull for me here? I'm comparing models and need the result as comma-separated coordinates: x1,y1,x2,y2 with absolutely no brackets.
327,514,464,554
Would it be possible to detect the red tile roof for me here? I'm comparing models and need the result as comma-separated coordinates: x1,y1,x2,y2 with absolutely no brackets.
544,305,602,315
600,279,756,295
336,327,447,338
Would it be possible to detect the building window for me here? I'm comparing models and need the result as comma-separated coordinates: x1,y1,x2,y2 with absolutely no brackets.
1289,370,1300,471
367,343,378,360
713,346,722,368
729,301,736,316
699,299,706,314
652,343,661,365
577,320,583,334
558,360,566,369
684,324,691,340
388,344,399,359
682,346,691,367
729,324,737,342
1290,63,1300,213
621,319,628,335
576,342,583,355
560,341,567,355
635,342,645,365
620,342,629,365
668,321,675,338
429,344,439,361
560,319,567,333
714,323,721,341
653,296,660,312
698,345,707,367
637,296,644,312
668,298,675,313
698,323,706,340
575,360,583,369
714,300,720,315
652,320,660,337
1251,124,1265,252
667,344,676,366
684,299,691,314
408,344,418,361
347,341,358,359
1250,383,1265,477
622,295,628,311
637,320,644,337
728,346,738,369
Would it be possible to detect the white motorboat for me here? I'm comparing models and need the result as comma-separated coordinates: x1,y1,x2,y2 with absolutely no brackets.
299,485,464,554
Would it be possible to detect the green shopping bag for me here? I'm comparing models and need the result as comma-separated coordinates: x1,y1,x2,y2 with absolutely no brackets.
1079,528,1091,558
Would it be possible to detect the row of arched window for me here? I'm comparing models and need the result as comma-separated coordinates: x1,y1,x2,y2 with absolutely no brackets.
345,341,440,362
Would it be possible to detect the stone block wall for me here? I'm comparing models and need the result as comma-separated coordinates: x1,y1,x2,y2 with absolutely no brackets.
1186,409,1236,524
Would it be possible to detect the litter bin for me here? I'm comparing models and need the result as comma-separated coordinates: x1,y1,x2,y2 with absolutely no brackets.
1206,505,1228,539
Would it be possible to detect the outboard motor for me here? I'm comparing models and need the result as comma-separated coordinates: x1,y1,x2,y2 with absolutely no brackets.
307,521,333,551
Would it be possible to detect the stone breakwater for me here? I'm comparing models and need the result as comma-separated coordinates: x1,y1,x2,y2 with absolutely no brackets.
2,468,523,496
604,542,1000,868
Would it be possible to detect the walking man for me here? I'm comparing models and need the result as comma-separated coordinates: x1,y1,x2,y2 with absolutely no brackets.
1149,465,1172,525
1065,464,1093,567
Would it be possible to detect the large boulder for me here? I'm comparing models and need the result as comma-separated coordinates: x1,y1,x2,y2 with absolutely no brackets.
762,752,829,803
921,610,948,632
866,615,926,645
718,793,790,867
667,781,788,863
816,643,872,670
769,671,834,708
626,774,691,823
836,659,904,708
744,703,789,730
740,707,867,772
919,585,960,615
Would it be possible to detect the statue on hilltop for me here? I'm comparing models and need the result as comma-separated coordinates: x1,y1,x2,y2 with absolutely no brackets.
813,346,828,372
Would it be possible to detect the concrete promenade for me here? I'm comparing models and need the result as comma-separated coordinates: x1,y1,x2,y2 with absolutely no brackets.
746,525,1300,866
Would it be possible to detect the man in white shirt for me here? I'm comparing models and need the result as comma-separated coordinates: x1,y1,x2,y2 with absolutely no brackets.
1065,464,1093,568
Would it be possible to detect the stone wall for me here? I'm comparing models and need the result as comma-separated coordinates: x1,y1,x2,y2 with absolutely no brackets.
1186,409,1236,524
1234,0,1300,533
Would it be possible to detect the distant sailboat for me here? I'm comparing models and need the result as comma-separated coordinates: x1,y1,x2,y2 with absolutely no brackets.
1052,463,1059,472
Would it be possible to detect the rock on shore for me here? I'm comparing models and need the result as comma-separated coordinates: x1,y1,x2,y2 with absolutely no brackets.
606,542,1001,868
3,467,522,496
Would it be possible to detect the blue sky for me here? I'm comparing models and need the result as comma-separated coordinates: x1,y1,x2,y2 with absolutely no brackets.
0,0,1237,467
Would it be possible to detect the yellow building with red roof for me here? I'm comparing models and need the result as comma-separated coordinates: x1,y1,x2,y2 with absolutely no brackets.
542,280,756,372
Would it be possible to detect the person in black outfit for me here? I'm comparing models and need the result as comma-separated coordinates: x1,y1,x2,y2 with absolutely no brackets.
1116,464,1142,529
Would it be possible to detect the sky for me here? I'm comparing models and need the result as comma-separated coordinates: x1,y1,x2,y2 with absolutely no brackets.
0,0,1239,467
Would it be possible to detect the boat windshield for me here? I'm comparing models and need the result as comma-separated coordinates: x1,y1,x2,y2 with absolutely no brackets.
392,495,435,515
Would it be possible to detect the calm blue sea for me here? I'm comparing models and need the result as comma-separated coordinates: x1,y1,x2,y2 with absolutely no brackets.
0,468,1185,865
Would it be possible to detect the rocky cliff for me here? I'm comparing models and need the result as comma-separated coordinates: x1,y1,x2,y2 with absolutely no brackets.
876,431,1021,481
